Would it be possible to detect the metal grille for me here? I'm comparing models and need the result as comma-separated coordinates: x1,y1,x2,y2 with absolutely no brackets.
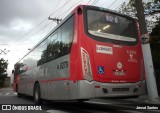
112,88,129,92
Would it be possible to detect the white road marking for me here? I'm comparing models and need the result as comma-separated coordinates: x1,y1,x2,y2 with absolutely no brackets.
4,93,10,95
0,92,17,96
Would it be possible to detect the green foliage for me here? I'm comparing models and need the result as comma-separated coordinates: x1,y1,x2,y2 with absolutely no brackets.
118,0,160,33
154,0,160,3
0,58,8,87
129,0,136,8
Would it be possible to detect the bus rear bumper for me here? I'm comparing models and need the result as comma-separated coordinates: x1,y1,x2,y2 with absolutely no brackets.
94,81,147,98
78,80,147,99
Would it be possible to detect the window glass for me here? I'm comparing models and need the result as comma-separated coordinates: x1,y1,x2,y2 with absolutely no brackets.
61,15,74,55
47,31,62,61
87,10,137,42
37,39,48,66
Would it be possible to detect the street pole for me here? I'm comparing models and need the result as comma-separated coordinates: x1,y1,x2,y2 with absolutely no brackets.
135,0,159,103
48,17,62,24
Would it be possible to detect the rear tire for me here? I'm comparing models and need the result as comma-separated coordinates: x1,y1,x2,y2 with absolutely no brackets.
17,93,22,97
33,83,42,105
16,84,22,97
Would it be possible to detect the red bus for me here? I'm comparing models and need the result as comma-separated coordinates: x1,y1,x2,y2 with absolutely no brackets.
13,5,146,104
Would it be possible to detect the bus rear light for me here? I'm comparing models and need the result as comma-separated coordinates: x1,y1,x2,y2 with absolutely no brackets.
81,47,92,81
95,86,100,88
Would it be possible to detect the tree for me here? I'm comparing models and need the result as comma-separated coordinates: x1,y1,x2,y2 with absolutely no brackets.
150,21,160,36
0,58,8,87
118,0,160,33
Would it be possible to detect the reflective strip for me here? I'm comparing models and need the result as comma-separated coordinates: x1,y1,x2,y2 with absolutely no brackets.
81,47,93,81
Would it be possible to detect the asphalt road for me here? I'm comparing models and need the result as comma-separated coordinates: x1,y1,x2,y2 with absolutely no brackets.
0,87,159,113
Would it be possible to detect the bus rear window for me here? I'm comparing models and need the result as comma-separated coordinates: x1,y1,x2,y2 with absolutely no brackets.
87,10,137,42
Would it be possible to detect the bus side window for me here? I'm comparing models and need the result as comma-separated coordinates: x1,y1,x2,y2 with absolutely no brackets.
48,30,61,61
37,39,48,66
61,15,74,55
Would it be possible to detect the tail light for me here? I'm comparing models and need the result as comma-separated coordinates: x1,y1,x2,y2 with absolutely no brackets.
81,47,92,81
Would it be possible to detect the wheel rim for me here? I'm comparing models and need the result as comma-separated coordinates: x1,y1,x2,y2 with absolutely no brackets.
34,86,39,102
35,89,39,101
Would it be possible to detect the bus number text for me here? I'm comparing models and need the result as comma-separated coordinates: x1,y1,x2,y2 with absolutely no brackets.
57,61,69,70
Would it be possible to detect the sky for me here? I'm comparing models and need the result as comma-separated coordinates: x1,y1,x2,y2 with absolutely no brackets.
0,0,128,76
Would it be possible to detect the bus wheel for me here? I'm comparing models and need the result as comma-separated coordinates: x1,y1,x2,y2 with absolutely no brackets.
16,84,22,97
17,93,22,97
33,83,42,105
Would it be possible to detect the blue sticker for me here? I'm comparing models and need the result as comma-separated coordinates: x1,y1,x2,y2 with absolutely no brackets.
98,66,104,74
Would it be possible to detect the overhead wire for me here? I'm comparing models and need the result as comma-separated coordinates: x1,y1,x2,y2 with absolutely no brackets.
107,0,118,9
37,0,63,44
54,0,72,19
39,19,50,42
91,0,99,5
13,0,68,45
49,0,71,17
115,0,127,11
102,0,113,8
87,0,92,5
50,0,61,15
13,18,48,44
26,0,71,43
98,0,108,7
42,0,62,39
20,21,53,45
58,0,82,19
